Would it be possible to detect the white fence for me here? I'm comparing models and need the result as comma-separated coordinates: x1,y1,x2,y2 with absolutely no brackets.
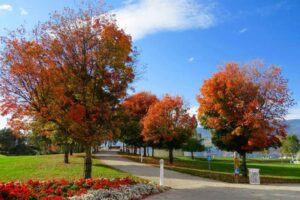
154,149,183,157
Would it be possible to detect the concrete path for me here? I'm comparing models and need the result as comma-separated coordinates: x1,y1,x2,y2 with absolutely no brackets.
97,151,300,200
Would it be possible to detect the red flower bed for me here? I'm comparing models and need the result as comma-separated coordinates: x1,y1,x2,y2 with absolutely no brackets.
0,177,135,200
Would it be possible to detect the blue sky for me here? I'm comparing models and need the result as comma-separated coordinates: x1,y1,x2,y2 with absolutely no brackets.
0,0,300,128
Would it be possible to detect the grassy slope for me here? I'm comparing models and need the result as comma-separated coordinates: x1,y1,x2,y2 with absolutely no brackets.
0,154,128,182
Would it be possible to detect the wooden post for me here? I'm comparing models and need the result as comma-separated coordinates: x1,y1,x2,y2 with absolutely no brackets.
160,159,164,186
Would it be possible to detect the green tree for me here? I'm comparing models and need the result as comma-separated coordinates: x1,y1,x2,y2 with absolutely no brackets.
30,120,72,163
281,135,300,158
27,132,52,154
182,134,205,159
0,128,34,155
0,128,17,153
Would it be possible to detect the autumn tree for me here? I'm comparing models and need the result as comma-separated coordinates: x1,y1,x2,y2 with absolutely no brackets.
120,91,158,155
142,95,197,164
197,62,294,176
0,2,136,179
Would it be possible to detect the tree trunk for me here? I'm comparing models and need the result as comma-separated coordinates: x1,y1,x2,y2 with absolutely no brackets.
84,146,92,179
152,147,154,157
241,152,247,177
191,151,194,160
93,146,97,153
125,144,129,153
77,143,80,153
70,143,73,156
169,147,174,164
64,144,69,164
143,146,147,157
134,146,137,154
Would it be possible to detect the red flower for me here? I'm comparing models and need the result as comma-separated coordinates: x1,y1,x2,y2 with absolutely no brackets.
0,177,136,199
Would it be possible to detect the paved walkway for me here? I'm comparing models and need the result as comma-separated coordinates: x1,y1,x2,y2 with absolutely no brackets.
97,151,300,200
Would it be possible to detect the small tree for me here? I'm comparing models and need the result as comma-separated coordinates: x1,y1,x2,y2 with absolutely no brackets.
197,62,294,176
280,135,300,158
27,132,52,154
142,95,197,164
120,91,158,155
182,134,205,159
30,119,72,163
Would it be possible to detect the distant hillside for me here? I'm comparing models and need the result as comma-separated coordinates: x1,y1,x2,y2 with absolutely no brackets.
286,119,300,137
196,127,211,146
196,127,210,139
197,119,300,139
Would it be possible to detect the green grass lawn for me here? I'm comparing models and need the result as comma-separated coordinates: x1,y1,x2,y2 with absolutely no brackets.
176,156,300,179
120,153,300,183
0,154,128,182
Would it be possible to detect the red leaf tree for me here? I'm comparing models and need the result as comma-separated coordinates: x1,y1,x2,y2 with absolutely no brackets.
197,62,294,176
0,3,136,179
120,91,158,155
142,95,197,164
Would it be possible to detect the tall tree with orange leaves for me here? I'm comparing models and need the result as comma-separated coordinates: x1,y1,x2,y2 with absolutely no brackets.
197,62,294,176
120,91,158,155
142,95,197,164
0,2,136,179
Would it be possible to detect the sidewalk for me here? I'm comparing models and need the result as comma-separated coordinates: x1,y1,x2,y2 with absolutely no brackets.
97,151,300,200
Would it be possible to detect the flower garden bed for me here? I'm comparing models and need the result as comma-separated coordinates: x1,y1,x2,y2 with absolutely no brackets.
70,183,168,200
0,177,167,200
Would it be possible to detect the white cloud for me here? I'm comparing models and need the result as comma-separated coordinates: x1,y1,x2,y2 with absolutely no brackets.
286,108,300,120
114,0,216,40
239,28,247,34
188,106,203,127
0,4,12,12
0,116,8,129
188,57,195,62
188,106,198,117
20,8,28,16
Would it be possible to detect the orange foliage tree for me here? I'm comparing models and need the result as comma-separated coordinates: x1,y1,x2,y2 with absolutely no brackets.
120,91,158,155
0,3,136,179
197,62,294,176
142,95,197,164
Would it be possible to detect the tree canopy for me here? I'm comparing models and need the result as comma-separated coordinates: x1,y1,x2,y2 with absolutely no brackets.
0,3,136,179
197,62,294,176
120,91,158,152
142,95,197,164
0,128,17,152
182,134,205,159
281,135,300,157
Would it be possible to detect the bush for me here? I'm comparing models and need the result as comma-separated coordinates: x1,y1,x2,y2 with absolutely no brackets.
8,144,37,155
